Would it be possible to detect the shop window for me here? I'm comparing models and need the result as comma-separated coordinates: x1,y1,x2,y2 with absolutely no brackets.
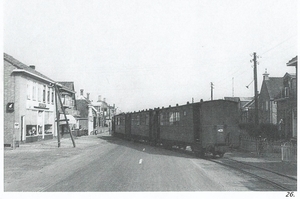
38,125,43,135
26,125,37,136
45,124,53,134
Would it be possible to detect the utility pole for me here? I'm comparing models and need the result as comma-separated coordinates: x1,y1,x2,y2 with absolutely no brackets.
211,82,214,100
54,83,76,148
252,52,259,125
54,86,61,147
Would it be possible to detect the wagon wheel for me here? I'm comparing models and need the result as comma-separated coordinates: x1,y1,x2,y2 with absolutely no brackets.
218,152,224,158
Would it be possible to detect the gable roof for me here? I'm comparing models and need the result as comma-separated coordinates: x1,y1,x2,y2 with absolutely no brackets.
286,56,297,66
58,82,75,91
264,77,283,99
4,53,55,83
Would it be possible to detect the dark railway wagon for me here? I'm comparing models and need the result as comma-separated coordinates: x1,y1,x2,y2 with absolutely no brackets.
113,113,126,138
112,100,240,157
130,111,151,142
196,100,240,156
159,103,197,149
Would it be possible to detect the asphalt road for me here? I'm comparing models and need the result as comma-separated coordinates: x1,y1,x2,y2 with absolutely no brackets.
4,134,279,192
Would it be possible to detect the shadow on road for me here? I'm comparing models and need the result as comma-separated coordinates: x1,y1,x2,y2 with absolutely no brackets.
97,134,199,159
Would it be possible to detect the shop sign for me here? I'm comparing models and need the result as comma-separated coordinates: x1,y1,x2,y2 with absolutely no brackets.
38,103,47,108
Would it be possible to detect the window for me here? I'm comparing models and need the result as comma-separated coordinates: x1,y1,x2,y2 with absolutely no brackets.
47,87,50,104
38,85,42,102
51,89,54,104
27,81,31,100
265,101,269,111
169,112,174,125
43,85,46,102
284,87,289,98
168,111,180,125
137,115,140,125
145,114,149,125
32,82,36,101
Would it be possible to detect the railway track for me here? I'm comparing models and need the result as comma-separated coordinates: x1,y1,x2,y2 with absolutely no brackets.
208,157,297,191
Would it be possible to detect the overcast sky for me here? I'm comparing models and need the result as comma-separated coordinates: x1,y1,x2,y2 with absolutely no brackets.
4,0,297,112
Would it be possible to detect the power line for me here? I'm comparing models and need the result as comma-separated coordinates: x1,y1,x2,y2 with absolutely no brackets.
261,34,297,55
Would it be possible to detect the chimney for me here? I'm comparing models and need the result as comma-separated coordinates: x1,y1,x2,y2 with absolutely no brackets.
80,89,84,96
29,65,35,70
103,98,106,102
87,93,90,100
98,95,102,102
263,68,269,80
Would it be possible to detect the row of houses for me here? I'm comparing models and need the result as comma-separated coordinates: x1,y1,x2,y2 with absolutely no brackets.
4,53,116,148
226,56,297,140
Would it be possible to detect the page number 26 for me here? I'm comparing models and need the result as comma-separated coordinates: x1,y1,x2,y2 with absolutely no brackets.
286,192,295,197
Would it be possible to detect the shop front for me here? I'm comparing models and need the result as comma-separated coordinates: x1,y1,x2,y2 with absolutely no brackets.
25,103,55,142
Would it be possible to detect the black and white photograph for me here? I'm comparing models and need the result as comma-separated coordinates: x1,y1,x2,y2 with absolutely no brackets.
2,0,298,197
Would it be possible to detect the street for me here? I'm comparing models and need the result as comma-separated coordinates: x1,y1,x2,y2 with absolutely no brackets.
4,133,284,192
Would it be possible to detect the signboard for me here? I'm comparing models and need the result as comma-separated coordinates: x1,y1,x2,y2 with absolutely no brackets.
14,123,19,129
38,103,47,108
6,102,14,112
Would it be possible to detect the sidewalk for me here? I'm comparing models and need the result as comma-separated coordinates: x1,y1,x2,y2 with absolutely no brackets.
224,149,297,179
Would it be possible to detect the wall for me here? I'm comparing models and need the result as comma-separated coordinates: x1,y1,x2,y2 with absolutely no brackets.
4,60,16,147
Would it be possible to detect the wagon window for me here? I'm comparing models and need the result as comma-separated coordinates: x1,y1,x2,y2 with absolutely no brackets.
145,114,149,125
174,112,180,126
137,115,140,125
160,113,164,125
169,112,174,125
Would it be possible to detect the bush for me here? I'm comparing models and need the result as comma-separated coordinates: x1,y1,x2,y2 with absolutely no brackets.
239,123,280,140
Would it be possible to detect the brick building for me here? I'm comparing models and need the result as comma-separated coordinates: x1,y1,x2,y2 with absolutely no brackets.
258,70,283,124
4,53,56,147
275,56,297,139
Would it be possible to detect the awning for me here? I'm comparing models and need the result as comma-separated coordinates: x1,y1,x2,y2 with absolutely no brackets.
59,114,77,124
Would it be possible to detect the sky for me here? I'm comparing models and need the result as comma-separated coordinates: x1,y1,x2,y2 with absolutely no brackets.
4,0,298,113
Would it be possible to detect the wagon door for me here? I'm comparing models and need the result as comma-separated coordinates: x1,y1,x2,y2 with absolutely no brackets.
216,125,226,146
150,110,160,143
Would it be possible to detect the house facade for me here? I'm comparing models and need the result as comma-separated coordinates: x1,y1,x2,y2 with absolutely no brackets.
57,82,80,137
275,56,297,139
258,70,283,124
4,53,57,147
76,89,98,135
92,95,116,132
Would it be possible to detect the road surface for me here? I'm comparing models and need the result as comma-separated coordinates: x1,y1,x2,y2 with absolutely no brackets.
4,134,278,191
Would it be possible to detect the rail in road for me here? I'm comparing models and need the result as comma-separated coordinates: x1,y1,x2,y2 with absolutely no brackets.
208,158,297,191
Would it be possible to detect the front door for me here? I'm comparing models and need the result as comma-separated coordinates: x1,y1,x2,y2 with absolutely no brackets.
21,116,25,141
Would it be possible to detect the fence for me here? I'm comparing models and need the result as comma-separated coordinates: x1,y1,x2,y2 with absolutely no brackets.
281,142,297,162
240,135,283,154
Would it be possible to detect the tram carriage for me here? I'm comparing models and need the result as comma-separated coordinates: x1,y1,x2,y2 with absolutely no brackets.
113,100,240,157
